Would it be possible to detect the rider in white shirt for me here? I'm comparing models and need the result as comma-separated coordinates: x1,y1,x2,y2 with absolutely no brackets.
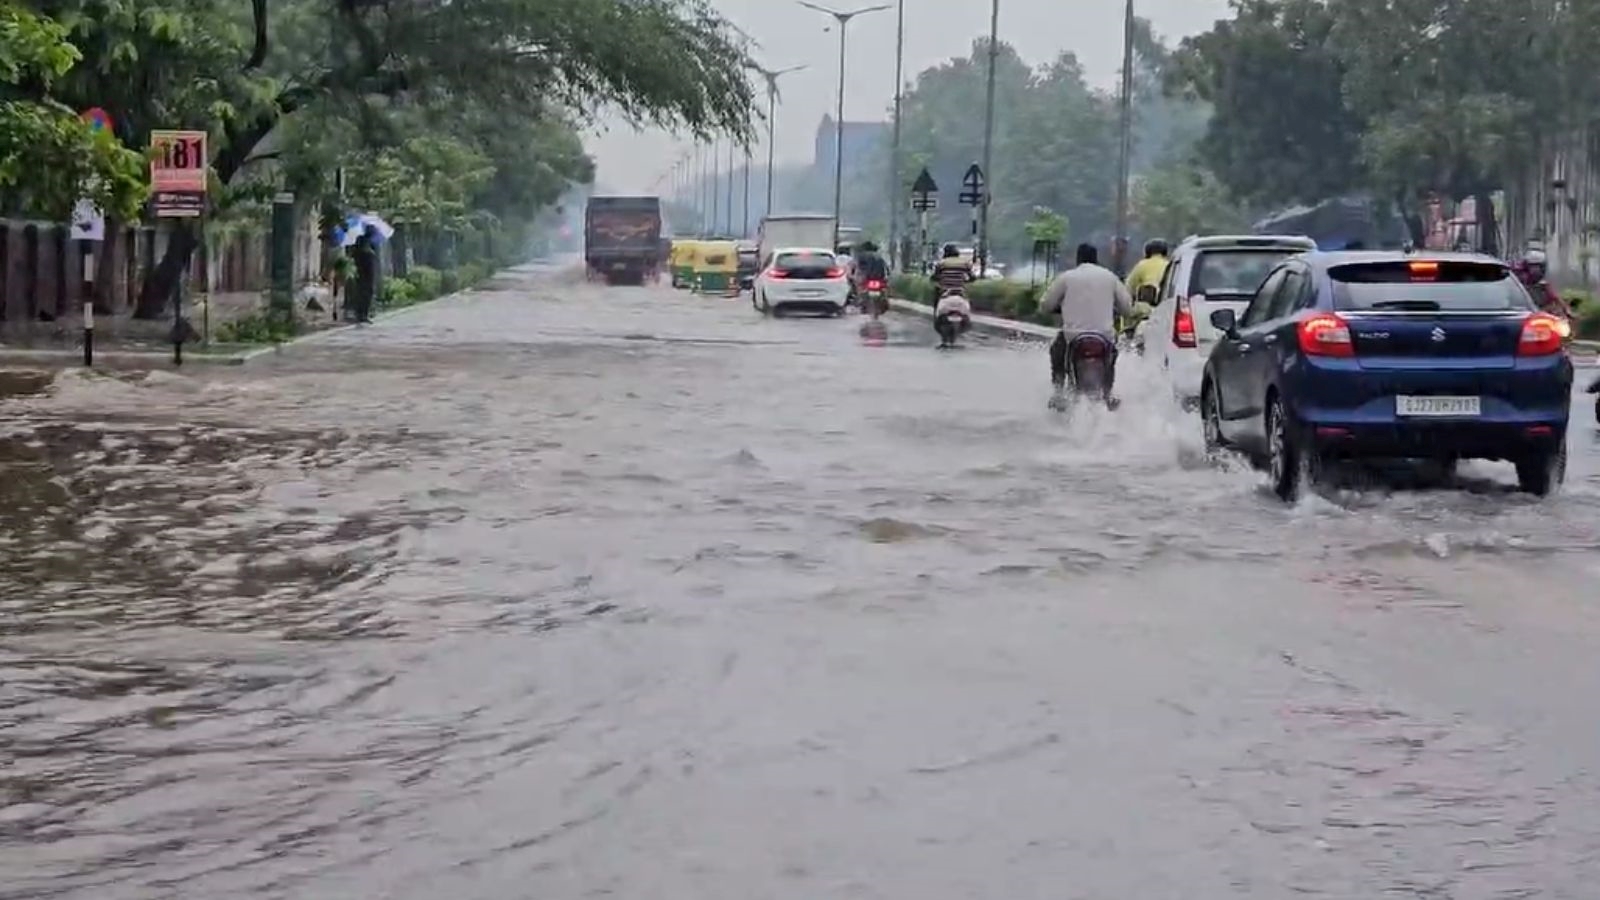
1038,242,1133,401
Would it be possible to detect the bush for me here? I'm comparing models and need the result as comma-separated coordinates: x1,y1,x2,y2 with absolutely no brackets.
439,268,461,294
1563,290,1600,340
456,261,489,288
890,274,934,305
216,308,300,344
407,265,443,299
379,277,418,308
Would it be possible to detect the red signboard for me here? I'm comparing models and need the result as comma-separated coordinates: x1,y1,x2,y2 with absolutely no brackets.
150,130,207,217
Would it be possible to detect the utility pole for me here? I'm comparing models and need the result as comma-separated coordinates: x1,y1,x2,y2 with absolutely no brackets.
1112,0,1135,275
977,0,999,273
726,140,736,237
888,0,906,270
743,148,752,237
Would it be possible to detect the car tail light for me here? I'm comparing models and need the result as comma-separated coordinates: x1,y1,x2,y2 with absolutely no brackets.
1518,312,1570,355
1297,312,1353,357
769,268,789,279
825,267,844,279
1408,260,1439,281
1173,296,1198,348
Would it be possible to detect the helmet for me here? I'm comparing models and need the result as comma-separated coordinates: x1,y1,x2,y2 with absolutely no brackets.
942,243,960,258
1143,239,1168,257
1524,249,1548,266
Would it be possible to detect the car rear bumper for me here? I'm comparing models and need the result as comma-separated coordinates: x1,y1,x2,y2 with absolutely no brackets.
1166,348,1208,401
767,285,848,309
1298,415,1566,460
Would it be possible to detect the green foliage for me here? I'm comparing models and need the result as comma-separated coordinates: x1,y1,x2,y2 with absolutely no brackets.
0,5,147,219
1023,207,1068,247
216,307,300,343
378,277,417,308
407,265,443,299
1132,163,1248,240
889,274,1048,325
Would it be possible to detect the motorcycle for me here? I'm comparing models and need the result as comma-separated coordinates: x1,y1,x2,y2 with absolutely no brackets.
1049,332,1121,411
861,278,889,319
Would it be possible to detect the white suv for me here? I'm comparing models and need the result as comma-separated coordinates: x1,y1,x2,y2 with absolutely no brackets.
1140,234,1317,407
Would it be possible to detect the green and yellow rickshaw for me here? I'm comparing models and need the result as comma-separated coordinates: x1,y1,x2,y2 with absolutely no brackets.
692,239,739,296
670,239,698,289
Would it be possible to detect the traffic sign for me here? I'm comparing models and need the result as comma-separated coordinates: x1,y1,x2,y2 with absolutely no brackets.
71,198,105,241
80,107,113,135
911,195,939,212
958,163,985,206
911,168,939,196
150,130,207,217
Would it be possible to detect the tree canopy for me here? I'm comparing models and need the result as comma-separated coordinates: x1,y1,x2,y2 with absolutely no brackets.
7,0,757,315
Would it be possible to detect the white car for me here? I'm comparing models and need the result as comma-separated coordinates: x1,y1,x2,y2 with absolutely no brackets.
753,247,851,317
1140,234,1317,407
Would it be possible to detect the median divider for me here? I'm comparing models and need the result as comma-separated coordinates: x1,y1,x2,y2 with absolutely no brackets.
889,297,1056,343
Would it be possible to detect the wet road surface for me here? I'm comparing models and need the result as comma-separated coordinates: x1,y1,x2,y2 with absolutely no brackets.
5,264,1600,897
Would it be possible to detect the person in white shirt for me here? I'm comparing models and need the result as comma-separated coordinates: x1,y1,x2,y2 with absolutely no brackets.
1038,242,1133,402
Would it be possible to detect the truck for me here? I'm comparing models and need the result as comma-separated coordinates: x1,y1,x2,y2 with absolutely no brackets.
585,196,663,285
756,214,837,270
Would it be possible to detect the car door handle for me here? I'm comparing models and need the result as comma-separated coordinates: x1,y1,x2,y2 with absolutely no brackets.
1237,343,1251,352
1263,334,1278,344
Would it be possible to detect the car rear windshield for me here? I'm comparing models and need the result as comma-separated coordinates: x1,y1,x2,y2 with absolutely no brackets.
1191,250,1298,295
776,252,836,271
1330,261,1531,311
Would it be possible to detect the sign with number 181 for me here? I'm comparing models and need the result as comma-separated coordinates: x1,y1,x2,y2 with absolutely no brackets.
150,130,207,193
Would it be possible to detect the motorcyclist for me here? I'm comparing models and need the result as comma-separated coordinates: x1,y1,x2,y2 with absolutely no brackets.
932,244,973,347
1039,242,1134,405
1124,239,1169,308
854,240,891,317
1512,249,1574,321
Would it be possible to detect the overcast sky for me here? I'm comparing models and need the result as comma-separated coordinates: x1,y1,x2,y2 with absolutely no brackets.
585,0,1231,192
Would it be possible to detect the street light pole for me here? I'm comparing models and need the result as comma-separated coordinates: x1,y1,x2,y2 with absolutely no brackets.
888,0,906,270
726,140,736,237
751,64,806,222
797,1,891,248
742,148,752,236
1112,0,1135,275
977,0,999,273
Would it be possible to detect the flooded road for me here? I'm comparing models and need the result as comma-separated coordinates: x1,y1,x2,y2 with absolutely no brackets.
5,264,1600,897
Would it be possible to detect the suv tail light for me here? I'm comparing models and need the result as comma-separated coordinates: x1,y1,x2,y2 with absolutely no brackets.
1297,312,1354,357
1518,312,1570,356
1173,297,1198,348
769,268,789,279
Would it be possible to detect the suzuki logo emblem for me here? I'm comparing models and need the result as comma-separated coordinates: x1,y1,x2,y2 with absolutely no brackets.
1430,326,1447,342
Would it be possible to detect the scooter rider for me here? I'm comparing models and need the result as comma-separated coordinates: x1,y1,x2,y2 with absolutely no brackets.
854,240,890,316
1039,242,1134,403
932,244,974,347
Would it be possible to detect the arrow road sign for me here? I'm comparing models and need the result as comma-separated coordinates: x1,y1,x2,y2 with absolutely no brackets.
911,168,939,196
959,163,985,205
911,195,939,211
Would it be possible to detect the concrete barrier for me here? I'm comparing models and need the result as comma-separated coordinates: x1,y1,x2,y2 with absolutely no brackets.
889,298,1056,343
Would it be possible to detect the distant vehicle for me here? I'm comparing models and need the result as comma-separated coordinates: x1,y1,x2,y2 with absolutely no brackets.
736,241,759,291
585,196,662,286
1140,234,1318,407
757,215,836,275
753,247,850,317
1201,251,1573,500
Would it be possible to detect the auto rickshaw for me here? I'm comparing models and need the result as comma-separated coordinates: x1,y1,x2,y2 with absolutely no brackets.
670,239,698,289
692,240,739,296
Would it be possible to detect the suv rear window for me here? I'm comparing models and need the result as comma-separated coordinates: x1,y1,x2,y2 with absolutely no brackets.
1191,250,1299,296
1331,261,1531,312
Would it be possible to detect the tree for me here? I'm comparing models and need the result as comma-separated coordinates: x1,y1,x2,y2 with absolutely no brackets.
31,0,758,317
1166,0,1364,206
1132,162,1248,240
0,5,145,220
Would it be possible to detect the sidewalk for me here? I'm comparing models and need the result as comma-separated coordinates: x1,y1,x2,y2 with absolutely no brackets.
0,288,341,368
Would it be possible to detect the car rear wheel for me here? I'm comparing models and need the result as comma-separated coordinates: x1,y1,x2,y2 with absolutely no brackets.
1515,444,1566,496
1201,381,1227,452
1266,395,1314,502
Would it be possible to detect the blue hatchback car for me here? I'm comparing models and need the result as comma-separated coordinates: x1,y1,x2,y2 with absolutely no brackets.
1200,251,1573,499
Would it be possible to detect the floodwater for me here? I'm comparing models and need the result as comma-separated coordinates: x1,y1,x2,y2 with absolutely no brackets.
4,263,1600,898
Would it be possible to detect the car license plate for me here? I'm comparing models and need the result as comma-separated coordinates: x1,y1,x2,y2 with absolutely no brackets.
797,288,823,297
1397,395,1480,417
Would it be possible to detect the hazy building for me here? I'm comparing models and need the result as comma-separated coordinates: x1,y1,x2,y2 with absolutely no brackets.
813,115,889,180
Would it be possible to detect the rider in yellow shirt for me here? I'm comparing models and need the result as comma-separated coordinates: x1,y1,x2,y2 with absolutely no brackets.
1120,239,1168,334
